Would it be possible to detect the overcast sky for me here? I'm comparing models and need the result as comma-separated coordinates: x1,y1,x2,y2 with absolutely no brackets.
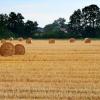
0,0,100,27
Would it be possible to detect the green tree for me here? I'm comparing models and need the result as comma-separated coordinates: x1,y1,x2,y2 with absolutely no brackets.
0,14,14,38
82,4,99,28
44,18,67,38
68,4,100,38
15,13,24,37
8,12,24,37
68,9,82,38
54,18,66,28
24,20,38,38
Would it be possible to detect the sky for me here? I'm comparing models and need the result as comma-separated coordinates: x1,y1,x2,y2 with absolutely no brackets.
0,0,100,27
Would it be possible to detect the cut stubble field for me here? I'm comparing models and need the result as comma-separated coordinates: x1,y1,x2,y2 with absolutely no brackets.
0,40,100,99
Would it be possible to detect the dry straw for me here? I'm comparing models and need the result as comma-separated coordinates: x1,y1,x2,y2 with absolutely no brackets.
49,39,55,44
15,44,25,55
69,38,76,43
0,42,15,56
84,38,91,43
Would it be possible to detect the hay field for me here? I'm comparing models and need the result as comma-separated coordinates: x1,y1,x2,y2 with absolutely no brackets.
0,40,100,99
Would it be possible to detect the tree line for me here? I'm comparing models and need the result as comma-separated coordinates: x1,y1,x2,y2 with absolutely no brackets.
0,12,38,39
0,4,100,39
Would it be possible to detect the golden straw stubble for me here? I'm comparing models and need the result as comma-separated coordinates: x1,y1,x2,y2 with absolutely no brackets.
0,42,15,56
15,44,25,55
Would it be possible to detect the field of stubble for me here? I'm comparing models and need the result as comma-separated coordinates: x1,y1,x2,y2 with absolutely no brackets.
0,40,100,100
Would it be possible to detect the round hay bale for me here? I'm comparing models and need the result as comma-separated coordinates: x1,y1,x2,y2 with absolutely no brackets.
28,37,32,40
49,39,55,44
15,44,25,55
26,38,32,44
18,37,23,41
9,37,14,41
84,38,91,43
0,42,15,56
1,39,6,44
69,38,76,43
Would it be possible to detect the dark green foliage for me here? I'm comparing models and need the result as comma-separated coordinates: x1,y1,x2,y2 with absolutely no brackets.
0,12,38,39
24,20,38,38
67,4,100,38
0,4,100,39
43,18,68,38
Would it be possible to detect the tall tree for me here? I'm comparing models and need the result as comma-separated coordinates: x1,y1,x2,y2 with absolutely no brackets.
69,9,82,29
68,9,82,38
7,12,17,33
0,14,14,38
44,18,67,38
68,4,100,38
15,13,24,37
7,12,24,37
24,20,38,38
54,18,66,28
82,4,99,28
